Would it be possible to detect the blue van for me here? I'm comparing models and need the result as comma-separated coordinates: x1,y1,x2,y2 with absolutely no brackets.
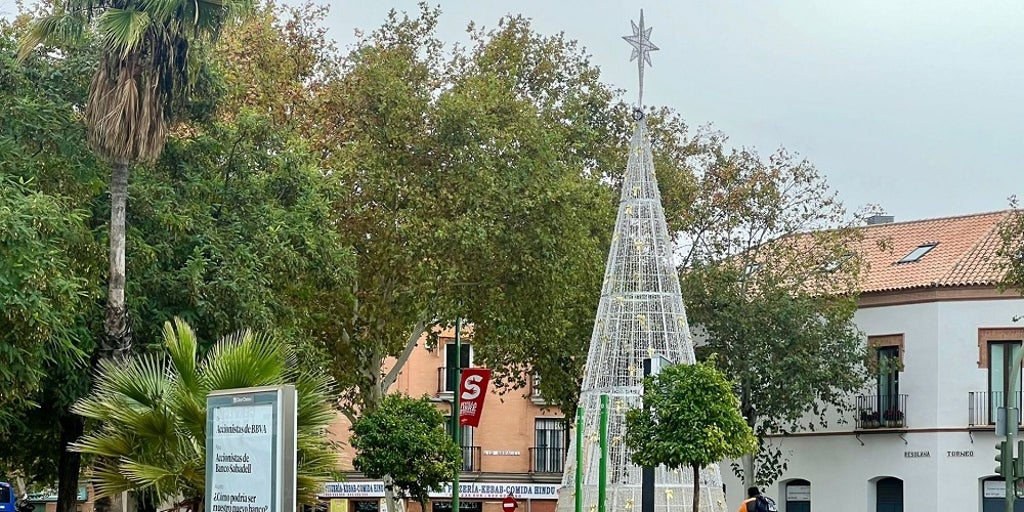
0,482,14,512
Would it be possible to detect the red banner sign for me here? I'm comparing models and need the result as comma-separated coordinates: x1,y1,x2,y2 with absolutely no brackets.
458,368,491,427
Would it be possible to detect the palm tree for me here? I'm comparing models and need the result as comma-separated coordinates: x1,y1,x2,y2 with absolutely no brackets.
19,0,252,358
71,318,339,512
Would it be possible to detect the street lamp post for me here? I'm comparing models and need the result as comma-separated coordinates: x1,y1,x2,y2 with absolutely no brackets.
641,355,672,512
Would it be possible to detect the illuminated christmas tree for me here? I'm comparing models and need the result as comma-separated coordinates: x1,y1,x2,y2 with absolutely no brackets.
556,10,728,512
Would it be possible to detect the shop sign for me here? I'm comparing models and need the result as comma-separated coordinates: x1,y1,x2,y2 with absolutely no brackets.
785,485,810,502
483,450,521,456
983,480,1024,499
322,483,560,500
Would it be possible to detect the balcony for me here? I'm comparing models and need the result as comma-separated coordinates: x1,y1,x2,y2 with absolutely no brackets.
968,391,1023,427
529,446,567,473
437,367,458,395
529,374,547,405
855,394,907,429
459,446,481,472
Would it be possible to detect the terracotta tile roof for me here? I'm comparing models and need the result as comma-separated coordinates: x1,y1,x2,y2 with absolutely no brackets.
853,210,1012,293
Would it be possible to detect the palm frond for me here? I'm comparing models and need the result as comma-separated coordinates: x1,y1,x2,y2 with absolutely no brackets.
200,329,287,389
70,430,135,458
120,459,176,495
165,317,200,392
17,11,87,60
90,462,136,498
96,8,154,61
90,353,172,407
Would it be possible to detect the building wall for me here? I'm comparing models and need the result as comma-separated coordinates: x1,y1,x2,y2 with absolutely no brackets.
326,333,567,511
721,294,1024,512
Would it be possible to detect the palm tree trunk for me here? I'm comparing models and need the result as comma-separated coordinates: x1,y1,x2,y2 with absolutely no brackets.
56,412,83,512
691,464,700,512
103,161,132,358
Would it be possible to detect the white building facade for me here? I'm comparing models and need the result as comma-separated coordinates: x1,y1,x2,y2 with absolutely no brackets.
719,211,1024,512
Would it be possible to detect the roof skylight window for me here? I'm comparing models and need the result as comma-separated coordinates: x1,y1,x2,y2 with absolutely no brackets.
823,253,854,273
897,243,937,264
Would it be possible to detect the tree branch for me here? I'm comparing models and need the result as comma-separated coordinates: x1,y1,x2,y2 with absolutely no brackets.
383,318,429,390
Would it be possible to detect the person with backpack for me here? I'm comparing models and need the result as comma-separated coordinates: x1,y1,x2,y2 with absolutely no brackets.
738,487,778,512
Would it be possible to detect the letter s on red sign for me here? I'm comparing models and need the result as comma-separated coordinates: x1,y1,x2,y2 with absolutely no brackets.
461,375,483,400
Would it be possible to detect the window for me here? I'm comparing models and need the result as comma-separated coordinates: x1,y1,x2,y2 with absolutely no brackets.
981,477,1024,511
353,502,379,512
860,335,905,429
784,480,810,512
989,341,1023,423
875,477,903,512
432,502,481,512
876,345,901,418
534,418,566,472
0,485,10,504
443,416,475,471
897,243,937,263
444,342,472,392
529,373,548,405
823,252,853,273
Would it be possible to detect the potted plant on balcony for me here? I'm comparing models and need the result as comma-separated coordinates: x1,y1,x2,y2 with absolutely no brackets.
860,410,880,429
883,408,904,428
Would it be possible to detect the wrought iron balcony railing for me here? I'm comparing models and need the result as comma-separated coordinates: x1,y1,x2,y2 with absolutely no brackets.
529,447,567,473
855,394,908,429
969,391,1023,426
460,446,482,472
437,366,459,394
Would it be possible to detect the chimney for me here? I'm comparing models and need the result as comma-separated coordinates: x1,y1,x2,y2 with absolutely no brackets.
866,215,894,225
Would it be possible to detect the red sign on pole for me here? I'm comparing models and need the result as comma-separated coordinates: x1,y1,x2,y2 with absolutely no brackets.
501,496,517,512
458,368,491,427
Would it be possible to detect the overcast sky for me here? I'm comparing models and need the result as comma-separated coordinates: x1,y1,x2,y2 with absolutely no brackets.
5,0,1022,222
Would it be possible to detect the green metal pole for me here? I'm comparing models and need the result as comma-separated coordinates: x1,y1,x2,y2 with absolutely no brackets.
1006,346,1024,512
598,395,609,512
575,407,584,512
453,317,463,512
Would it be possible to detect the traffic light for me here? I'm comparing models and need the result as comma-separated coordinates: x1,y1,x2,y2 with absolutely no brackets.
1016,440,1024,478
997,441,1012,476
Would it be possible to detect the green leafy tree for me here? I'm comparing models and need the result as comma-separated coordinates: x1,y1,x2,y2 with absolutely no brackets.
0,18,100,427
625,362,756,512
71,318,338,511
998,199,1024,309
350,394,461,512
0,18,104,505
671,142,869,486
215,4,625,423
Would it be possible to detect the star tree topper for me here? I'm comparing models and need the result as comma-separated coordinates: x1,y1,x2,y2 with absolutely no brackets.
622,9,659,107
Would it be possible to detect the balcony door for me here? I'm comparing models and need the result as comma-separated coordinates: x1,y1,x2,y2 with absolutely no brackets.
444,416,475,471
534,418,565,472
989,341,1023,422
445,342,472,392
876,477,902,512
877,346,900,414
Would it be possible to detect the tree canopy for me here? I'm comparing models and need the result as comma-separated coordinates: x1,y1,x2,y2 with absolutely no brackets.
672,142,869,485
998,201,1024,302
210,3,631,419
0,18,102,451
350,394,460,512
625,361,756,512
